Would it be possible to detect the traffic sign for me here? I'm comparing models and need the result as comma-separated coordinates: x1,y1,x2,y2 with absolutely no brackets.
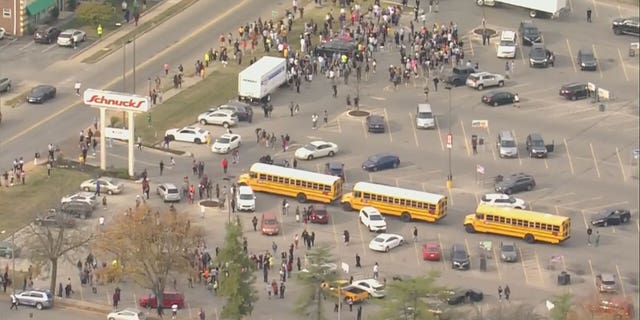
446,134,452,149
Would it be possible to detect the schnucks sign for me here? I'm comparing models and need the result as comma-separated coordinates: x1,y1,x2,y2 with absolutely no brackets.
83,89,150,112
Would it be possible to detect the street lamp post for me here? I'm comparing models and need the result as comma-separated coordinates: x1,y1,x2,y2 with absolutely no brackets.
445,85,453,189
122,40,127,123
1,230,16,292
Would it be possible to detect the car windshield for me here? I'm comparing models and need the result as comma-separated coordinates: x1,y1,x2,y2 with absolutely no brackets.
530,139,544,147
167,188,178,194
369,214,383,221
216,138,230,144
368,156,380,162
501,140,516,148
500,40,514,46
502,245,515,252
264,219,277,225
583,54,595,60
59,33,71,38
524,28,538,36
373,238,385,243
304,144,317,151
427,246,438,252
239,194,254,200
32,88,46,94
417,112,432,118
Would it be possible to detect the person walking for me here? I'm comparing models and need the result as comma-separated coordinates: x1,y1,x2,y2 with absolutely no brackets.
221,158,229,174
289,101,295,116
586,8,592,22
312,113,318,129
595,231,600,247
332,83,338,97
282,199,289,215
10,293,18,310
97,24,103,38
343,230,350,246
505,61,510,78
198,308,205,320
432,77,439,91
513,93,520,108
498,285,503,301
74,81,82,96
373,262,379,279
355,253,362,268
504,285,511,302
587,227,593,245
412,226,418,242
252,216,258,231
323,110,328,125
159,160,164,176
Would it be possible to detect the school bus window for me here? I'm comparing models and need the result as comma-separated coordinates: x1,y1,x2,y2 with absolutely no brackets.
323,185,330,192
523,221,529,227
399,199,406,206
516,220,522,226
354,191,361,197
250,172,258,179
278,177,284,183
552,226,559,232
476,213,484,219
363,193,371,200
394,198,400,204
284,178,290,184
295,180,301,186
416,202,423,209
505,218,511,224
486,215,494,221
540,223,546,230
535,222,540,229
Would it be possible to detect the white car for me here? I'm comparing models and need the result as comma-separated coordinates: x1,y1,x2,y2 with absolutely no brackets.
480,193,526,209
107,308,146,320
165,126,210,144
211,133,241,154
497,30,517,59
235,185,256,211
197,109,238,128
57,29,86,47
80,177,124,195
352,279,386,298
294,141,339,160
61,191,97,206
0,27,5,40
157,183,181,202
359,206,387,232
369,233,404,252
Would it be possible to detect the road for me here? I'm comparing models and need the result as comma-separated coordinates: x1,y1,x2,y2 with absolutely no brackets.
0,299,105,320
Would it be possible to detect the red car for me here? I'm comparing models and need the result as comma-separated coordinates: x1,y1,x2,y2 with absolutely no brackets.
138,291,185,309
422,243,441,261
309,205,329,224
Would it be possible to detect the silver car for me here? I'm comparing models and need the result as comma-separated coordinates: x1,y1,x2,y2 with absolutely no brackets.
15,290,54,309
500,241,518,262
157,183,181,202
80,177,124,195
466,72,506,90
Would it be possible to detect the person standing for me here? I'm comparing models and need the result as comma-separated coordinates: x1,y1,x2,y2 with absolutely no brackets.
412,226,418,242
432,77,439,91
97,24,103,38
282,199,289,215
252,216,258,231
505,61,510,78
332,83,337,97
498,285,503,301
312,113,318,129
373,262,379,279
513,93,520,108
74,81,81,96
355,253,362,268
356,305,363,320
504,285,511,302
159,160,164,176
323,110,328,125
198,308,205,320
10,293,18,310
595,231,600,247
586,8,592,22
221,158,229,174
289,101,295,116
587,227,593,245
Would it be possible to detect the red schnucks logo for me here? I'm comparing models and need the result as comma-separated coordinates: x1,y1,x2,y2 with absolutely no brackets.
87,95,145,108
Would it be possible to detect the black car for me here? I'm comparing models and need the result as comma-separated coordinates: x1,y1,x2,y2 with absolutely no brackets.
366,114,386,133
213,101,253,122
314,40,357,58
577,49,597,71
446,290,484,305
362,153,399,172
559,83,589,101
324,162,345,180
591,209,631,227
494,173,536,195
59,202,93,219
26,85,56,104
525,133,548,158
33,25,60,44
481,91,515,107
612,16,639,36
445,66,475,86
518,20,542,46
528,44,554,68
35,211,76,228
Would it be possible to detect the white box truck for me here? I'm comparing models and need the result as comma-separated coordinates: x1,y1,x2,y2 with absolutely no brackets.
238,56,287,104
476,0,568,18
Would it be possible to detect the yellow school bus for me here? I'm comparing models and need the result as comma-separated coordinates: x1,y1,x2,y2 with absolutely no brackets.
237,163,343,203
464,204,571,244
341,182,448,222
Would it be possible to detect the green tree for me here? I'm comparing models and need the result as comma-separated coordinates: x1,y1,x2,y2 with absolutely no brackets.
295,244,339,320
75,2,114,25
215,221,258,319
374,272,447,320
550,292,573,320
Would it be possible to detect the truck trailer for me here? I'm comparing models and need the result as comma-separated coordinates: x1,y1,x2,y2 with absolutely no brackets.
238,56,287,104
476,0,569,18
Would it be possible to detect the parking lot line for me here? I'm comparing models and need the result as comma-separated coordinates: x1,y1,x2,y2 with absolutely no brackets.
19,41,34,51
383,108,393,143
492,246,503,282
435,117,445,151
41,44,57,53
459,119,471,157
361,119,368,139
591,45,604,79
512,131,523,167
617,48,631,82
336,116,342,134
581,210,590,228
468,37,475,57
519,45,526,65
565,39,578,73
615,265,627,297
532,192,576,203
413,241,421,266
588,259,596,288
615,148,627,182
437,233,447,270
563,138,576,175
354,213,367,261
447,188,454,206
589,143,602,178
591,0,599,17
409,113,419,147
588,201,629,212
534,251,545,287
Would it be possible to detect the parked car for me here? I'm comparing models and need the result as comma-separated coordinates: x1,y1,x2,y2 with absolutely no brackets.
15,290,54,309
324,162,345,180
422,243,441,261
314,39,357,57
366,114,386,133
80,177,124,195
164,126,210,144
526,133,548,158
138,292,185,309
309,204,329,224
499,241,518,262
211,133,241,154
369,233,404,252
518,20,541,45
210,101,253,122
612,16,639,36
261,212,280,235
590,209,631,227
559,82,590,100
35,212,76,228
596,273,618,293
480,193,526,209
60,201,94,219
0,241,20,258
450,244,470,270
57,29,86,47
446,290,484,305
359,207,387,232
0,77,11,92
577,48,598,71
33,25,60,44
481,91,515,107
352,279,386,298
197,109,238,127
61,191,97,206
445,66,476,86
528,44,554,68
157,183,181,202
494,173,536,195
362,153,400,171
466,72,505,90
107,308,147,320
26,85,56,104
295,141,339,160
235,185,256,212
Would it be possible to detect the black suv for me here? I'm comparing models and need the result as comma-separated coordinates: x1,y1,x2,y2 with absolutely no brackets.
445,66,475,86
528,44,554,68
559,82,589,101
366,114,386,133
314,40,357,58
577,49,597,71
59,202,93,219
494,173,536,195
33,25,60,44
518,20,542,46
612,16,639,36
450,244,470,270
526,133,547,158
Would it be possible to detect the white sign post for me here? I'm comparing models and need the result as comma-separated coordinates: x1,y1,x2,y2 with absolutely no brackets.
83,89,150,177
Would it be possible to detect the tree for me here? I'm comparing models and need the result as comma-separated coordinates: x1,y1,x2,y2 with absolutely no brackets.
75,2,114,26
374,272,447,320
93,206,202,314
549,292,573,320
215,221,258,319
26,220,94,297
295,244,339,320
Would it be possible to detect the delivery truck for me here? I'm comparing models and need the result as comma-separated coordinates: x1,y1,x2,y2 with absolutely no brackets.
476,0,568,18
238,56,287,104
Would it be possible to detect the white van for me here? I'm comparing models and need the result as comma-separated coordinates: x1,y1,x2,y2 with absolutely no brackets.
416,104,435,129
497,31,517,59
236,185,256,211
